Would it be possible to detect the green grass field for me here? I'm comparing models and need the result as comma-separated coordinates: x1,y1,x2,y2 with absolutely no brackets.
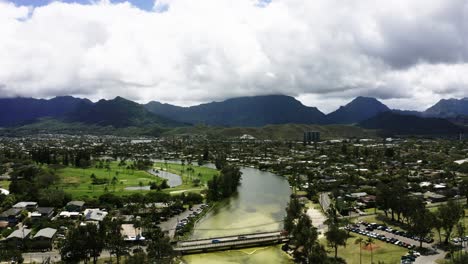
55,161,219,199
0,180,10,190
153,162,219,194
55,161,164,198
321,234,408,264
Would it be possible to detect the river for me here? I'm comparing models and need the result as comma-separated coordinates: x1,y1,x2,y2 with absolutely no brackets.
183,167,293,264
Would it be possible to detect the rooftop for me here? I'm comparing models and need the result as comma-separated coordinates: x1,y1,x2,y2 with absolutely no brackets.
34,228,57,239
7,228,32,239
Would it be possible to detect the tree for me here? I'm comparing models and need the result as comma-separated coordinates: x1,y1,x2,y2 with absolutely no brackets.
104,219,129,264
0,249,23,263
355,237,364,264
365,237,375,264
146,227,174,263
408,206,434,248
284,197,302,234
125,252,147,264
432,211,443,244
325,224,348,259
459,178,468,204
324,204,348,259
207,166,242,201
437,200,465,244
60,224,104,264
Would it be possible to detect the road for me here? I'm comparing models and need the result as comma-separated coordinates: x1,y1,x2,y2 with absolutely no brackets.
22,251,61,263
174,231,288,253
158,204,203,238
319,192,331,212
177,231,283,247
306,205,327,237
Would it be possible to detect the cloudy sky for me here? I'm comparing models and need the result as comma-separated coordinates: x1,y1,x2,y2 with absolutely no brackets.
1,0,467,113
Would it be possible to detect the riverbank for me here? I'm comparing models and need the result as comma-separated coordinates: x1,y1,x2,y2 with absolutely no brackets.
154,162,219,195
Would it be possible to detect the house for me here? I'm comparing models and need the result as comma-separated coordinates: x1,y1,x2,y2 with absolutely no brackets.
121,224,145,242
424,191,447,203
12,202,38,211
5,228,31,248
66,201,85,212
0,188,9,195
345,192,368,201
84,209,108,222
59,211,80,219
0,208,23,226
32,228,57,250
359,195,376,208
31,207,55,222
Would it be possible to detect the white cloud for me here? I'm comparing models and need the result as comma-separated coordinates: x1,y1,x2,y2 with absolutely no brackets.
0,0,467,112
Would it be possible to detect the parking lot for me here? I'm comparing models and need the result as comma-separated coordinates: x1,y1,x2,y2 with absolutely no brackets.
346,221,440,263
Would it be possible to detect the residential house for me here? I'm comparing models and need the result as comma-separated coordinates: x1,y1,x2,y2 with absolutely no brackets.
66,201,85,212
424,191,447,203
12,202,38,211
84,209,108,222
121,224,145,242
59,211,80,219
31,207,55,222
32,228,57,250
0,208,22,226
5,228,31,248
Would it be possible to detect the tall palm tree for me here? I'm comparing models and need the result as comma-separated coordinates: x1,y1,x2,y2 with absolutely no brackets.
355,237,363,264
365,237,375,264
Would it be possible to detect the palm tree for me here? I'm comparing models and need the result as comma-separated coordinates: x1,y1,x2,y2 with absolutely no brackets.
355,237,363,264
365,237,375,264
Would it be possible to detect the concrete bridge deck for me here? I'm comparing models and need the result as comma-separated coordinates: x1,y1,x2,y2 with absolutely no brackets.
174,231,289,254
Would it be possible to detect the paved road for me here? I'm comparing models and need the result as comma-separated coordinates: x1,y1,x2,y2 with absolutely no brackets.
177,231,282,247
319,192,331,212
414,250,445,264
158,204,203,239
174,234,288,252
22,251,61,263
306,205,327,236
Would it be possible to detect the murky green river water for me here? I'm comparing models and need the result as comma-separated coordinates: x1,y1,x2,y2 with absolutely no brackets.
183,167,293,264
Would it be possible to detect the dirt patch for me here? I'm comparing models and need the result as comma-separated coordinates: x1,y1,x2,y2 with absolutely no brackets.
61,176,80,184
362,244,380,251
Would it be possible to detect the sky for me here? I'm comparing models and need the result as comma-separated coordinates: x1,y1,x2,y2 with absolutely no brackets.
0,0,467,113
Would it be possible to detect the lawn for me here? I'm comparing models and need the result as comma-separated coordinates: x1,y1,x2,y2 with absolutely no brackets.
55,161,164,199
0,180,10,190
321,234,408,264
154,162,219,194
54,161,220,199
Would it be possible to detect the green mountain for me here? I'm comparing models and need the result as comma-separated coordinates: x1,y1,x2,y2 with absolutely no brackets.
424,98,468,118
166,123,377,140
65,96,185,128
145,95,326,126
0,96,92,127
326,96,390,124
359,112,464,136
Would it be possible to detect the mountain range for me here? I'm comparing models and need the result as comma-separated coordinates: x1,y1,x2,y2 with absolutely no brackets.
0,94,466,136
145,95,326,127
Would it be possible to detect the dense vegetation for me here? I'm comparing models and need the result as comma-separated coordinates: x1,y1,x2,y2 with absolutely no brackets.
206,166,242,201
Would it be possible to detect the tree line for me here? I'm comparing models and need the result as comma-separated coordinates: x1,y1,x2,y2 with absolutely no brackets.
207,165,242,201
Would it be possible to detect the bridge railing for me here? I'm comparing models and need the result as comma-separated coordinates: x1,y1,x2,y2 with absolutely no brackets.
175,230,284,244
174,235,289,249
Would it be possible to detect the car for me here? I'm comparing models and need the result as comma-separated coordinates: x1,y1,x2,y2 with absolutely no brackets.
212,239,221,244
238,236,247,240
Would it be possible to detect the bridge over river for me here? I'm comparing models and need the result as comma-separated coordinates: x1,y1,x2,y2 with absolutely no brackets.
173,231,289,254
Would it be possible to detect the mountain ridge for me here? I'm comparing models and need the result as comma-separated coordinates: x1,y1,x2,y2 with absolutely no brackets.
145,94,326,127
325,96,391,124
